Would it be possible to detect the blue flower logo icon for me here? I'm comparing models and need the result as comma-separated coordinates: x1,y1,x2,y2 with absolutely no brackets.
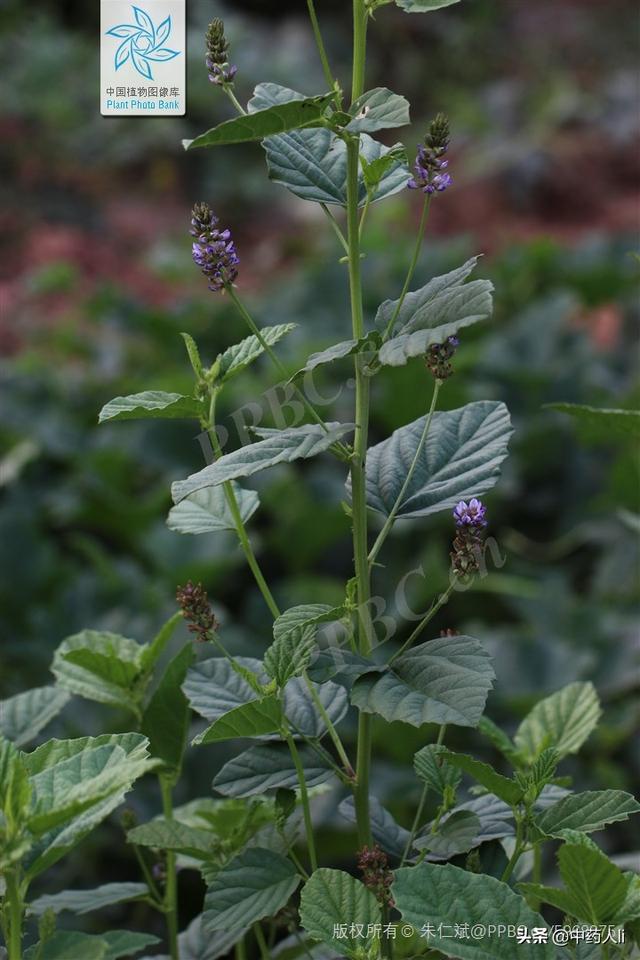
106,6,180,80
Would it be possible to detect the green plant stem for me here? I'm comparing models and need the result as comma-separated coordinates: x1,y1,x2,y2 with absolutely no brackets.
368,379,441,566
400,782,428,866
284,730,318,872
234,937,247,960
351,0,368,102
389,581,456,664
303,671,354,775
160,776,179,960
226,287,349,454
5,869,23,960
133,843,163,905
382,195,432,341
500,819,524,884
321,203,349,254
224,87,246,115
253,923,271,960
306,0,336,92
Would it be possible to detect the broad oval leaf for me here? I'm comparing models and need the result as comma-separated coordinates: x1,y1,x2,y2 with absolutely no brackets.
299,869,381,956
357,401,512,519
283,678,348,739
514,681,601,763
212,743,333,797
185,94,333,149
183,656,267,723
351,634,494,728
533,790,640,838
172,422,353,503
250,84,409,207
52,630,147,714
377,258,493,367
346,87,410,134
127,819,216,858
0,686,70,748
29,882,148,916
202,847,300,935
98,391,204,423
193,696,283,746
414,810,481,860
167,484,260,536
392,862,555,959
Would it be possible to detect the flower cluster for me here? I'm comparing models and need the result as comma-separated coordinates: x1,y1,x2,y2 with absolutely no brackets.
357,845,394,907
191,201,239,293
408,112,452,195
176,580,218,642
205,17,237,86
425,335,459,380
450,498,487,577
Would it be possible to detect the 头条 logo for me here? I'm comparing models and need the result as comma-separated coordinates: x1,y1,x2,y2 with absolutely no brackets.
105,5,180,80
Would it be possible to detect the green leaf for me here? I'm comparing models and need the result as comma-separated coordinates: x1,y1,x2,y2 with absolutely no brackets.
559,842,628,923
217,324,297,382
265,604,339,686
351,635,494,728
172,422,353,502
392,862,555,958
291,335,380,381
357,402,512,519
0,686,70,748
212,743,333,798
338,795,411,859
167,484,260,536
283,677,348,738
24,932,108,960
202,848,300,935
439,752,523,806
533,790,640,838
181,331,204,378
299,869,382,956
360,146,408,192
29,882,148,916
346,87,410,133
377,258,493,366
128,819,216,858
52,630,147,714
178,914,249,960
139,612,183,674
514,682,602,763
414,744,461,796
414,810,481,859
250,84,410,207
447,792,515,843
396,0,461,10
98,391,204,423
100,931,161,959
517,880,581,918
545,403,640,439
193,696,283,745
478,716,519,763
141,643,194,771
184,94,333,149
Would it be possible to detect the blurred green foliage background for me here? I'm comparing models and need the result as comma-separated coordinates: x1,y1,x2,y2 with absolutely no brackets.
0,0,638,945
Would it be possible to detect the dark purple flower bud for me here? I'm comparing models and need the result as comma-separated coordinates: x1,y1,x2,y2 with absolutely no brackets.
357,845,394,908
425,335,459,380
176,579,219,642
205,18,237,87
408,113,452,196
453,498,487,529
190,202,239,293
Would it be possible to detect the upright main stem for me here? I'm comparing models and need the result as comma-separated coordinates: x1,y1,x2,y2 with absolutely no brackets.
160,776,179,960
5,869,23,960
347,0,373,849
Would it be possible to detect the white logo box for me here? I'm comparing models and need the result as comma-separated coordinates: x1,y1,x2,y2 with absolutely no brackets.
101,0,186,116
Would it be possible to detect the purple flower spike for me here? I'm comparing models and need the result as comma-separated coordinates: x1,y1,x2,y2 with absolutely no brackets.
407,113,452,196
190,202,239,293
453,498,487,529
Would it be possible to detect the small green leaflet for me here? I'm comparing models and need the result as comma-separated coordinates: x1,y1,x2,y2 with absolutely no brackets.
351,634,494,728
29,882,148,916
0,686,71,748
185,94,333,149
392,862,555,959
414,810,481,859
193,696,283,746
356,401,512,519
265,603,342,686
414,743,462,796
216,324,297,382
291,334,381,381
533,789,640,838
299,869,381,957
52,630,148,715
167,484,260,536
202,848,300,935
514,682,602,763
141,643,194,771
439,751,523,806
172,422,353,503
346,87,410,134
98,391,204,423
127,819,217,858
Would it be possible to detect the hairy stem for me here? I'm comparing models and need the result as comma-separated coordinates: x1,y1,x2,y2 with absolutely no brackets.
5,869,23,960
306,0,336,92
382,195,432,341
351,0,368,102
400,782,428,866
160,776,180,960
303,672,354,775
369,379,441,566
389,581,455,664
285,729,318,871
224,87,246,115
321,203,349,254
500,818,524,884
